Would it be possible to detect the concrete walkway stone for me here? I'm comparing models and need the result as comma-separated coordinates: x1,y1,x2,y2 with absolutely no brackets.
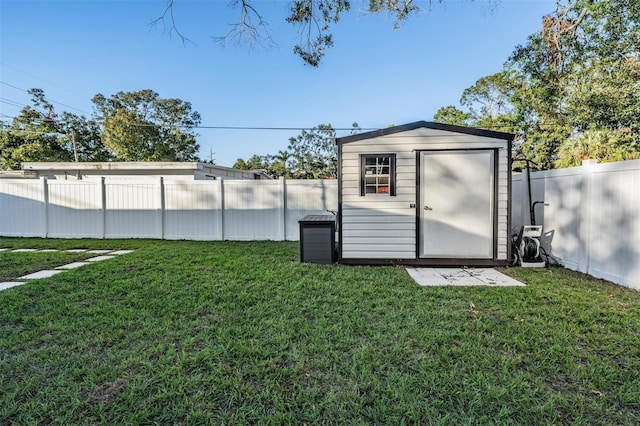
406,267,525,287
56,262,91,270
0,281,25,290
20,270,64,280
111,250,134,255
86,255,115,262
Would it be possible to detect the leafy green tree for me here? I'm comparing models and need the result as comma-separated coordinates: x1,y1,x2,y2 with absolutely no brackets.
287,124,337,179
0,125,69,170
507,0,640,168
57,112,112,162
0,89,82,169
232,158,249,170
555,129,640,168
234,153,292,178
233,154,270,171
266,150,293,178
459,71,522,131
433,72,522,141
433,0,640,169
433,105,471,126
92,90,201,161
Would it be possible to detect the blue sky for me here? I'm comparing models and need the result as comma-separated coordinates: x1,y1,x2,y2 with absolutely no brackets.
1,0,555,167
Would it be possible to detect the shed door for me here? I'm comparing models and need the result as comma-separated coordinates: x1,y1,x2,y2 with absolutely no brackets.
419,150,494,258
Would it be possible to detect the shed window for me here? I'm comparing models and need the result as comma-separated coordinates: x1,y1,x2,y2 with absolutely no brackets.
360,154,396,196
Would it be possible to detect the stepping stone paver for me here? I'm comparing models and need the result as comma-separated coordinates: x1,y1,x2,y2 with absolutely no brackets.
56,262,90,270
1,249,134,291
19,270,64,280
86,255,116,262
406,267,525,287
0,281,25,291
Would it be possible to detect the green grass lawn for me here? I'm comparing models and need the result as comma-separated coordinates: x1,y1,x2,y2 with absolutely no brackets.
1,237,638,424
0,251,99,281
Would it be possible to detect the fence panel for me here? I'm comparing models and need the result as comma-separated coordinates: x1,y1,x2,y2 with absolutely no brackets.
163,180,221,240
0,179,46,237
47,180,103,238
223,180,284,240
284,180,338,240
542,169,588,272
104,180,161,238
587,162,640,287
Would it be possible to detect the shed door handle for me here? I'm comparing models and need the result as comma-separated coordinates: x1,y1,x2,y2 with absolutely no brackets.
424,206,433,211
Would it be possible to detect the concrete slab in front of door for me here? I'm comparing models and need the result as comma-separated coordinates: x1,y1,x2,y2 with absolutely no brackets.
406,267,525,287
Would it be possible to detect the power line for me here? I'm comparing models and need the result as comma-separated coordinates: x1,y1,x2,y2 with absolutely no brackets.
0,81,28,93
0,110,621,134
0,97,27,109
0,128,63,136
193,125,377,131
0,62,90,99
0,114,373,132
0,81,90,115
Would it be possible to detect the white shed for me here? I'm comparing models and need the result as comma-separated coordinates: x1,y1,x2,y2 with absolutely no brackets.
336,121,514,266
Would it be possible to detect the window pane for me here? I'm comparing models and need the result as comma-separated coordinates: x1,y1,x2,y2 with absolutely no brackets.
361,154,394,196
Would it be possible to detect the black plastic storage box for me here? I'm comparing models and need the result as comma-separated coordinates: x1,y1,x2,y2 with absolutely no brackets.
298,214,336,264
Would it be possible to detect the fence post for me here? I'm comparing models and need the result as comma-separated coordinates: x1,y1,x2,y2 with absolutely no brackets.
41,177,49,238
159,177,165,240
282,178,287,241
219,179,225,241
582,159,598,275
100,177,106,239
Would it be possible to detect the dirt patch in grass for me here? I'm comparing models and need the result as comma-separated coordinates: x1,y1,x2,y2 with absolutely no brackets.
87,378,128,404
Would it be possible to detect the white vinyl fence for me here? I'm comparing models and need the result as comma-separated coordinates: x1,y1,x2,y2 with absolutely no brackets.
0,178,337,241
512,159,640,290
1,159,638,289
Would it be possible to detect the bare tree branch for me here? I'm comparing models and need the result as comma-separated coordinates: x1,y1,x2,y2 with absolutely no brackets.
150,0,195,46
212,0,276,50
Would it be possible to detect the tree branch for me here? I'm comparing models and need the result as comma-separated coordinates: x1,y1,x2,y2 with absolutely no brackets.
213,0,275,50
150,0,195,46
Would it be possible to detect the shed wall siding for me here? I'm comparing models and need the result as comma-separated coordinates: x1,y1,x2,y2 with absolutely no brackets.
340,129,509,261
